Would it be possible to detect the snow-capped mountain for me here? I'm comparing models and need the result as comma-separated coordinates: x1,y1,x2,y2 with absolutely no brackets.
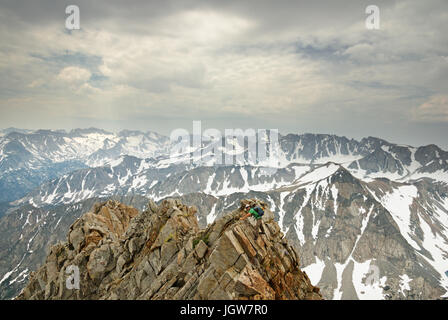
0,128,169,166
0,128,35,137
3,129,448,207
1,129,448,300
268,163,448,300
6,131,448,210
0,128,170,204
176,165,448,300
13,154,311,208
2,165,447,300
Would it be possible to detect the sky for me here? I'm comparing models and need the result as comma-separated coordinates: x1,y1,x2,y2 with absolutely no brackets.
0,0,447,148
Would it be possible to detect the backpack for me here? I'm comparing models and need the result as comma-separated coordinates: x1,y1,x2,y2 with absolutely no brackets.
254,206,264,217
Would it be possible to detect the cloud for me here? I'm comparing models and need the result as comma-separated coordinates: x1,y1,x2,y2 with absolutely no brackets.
57,66,91,84
413,95,448,122
0,0,447,147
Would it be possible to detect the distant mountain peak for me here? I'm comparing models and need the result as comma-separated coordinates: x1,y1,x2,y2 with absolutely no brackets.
69,128,112,136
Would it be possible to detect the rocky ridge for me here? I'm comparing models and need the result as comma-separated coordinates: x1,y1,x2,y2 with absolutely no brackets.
17,199,322,300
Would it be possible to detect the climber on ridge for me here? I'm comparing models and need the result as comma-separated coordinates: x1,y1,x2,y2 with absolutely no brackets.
240,203,265,239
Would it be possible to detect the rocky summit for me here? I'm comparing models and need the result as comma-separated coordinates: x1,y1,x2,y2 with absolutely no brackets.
16,198,322,300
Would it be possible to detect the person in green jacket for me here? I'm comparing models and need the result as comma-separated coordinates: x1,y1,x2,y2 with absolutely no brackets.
240,204,265,239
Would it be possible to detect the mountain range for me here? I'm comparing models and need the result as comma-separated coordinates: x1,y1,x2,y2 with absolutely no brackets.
0,128,447,300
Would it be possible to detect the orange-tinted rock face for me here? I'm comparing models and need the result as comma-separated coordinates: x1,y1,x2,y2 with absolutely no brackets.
17,198,322,300
67,200,139,253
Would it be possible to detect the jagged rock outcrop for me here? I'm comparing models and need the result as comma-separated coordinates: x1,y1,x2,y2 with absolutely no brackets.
17,198,322,300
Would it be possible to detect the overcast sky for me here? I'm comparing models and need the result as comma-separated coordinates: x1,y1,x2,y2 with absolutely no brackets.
0,0,447,147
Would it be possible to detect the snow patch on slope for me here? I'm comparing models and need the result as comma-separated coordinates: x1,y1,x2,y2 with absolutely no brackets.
379,185,420,250
303,257,325,286
296,163,340,185
352,259,387,300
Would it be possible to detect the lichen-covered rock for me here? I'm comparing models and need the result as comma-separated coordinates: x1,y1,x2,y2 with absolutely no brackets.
17,198,322,300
